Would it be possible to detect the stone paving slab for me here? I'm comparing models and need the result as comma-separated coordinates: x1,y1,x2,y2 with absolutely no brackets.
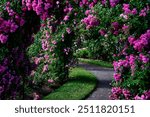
78,62,114,100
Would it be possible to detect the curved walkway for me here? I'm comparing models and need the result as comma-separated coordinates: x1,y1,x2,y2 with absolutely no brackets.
78,62,114,100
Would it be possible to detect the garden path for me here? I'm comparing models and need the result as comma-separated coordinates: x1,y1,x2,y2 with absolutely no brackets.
78,62,114,100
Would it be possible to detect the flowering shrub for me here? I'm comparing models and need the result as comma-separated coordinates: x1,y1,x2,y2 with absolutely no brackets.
0,0,75,99
107,1,150,99
74,0,150,99
0,0,150,100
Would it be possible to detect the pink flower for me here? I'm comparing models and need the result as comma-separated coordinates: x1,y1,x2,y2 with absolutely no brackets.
10,22,18,32
139,54,149,63
52,40,57,45
66,28,71,34
42,64,49,73
131,8,137,15
48,79,54,83
82,0,88,5
99,29,106,36
64,15,69,21
120,13,128,19
123,4,131,14
122,89,131,99
30,70,35,77
44,54,49,60
44,3,51,10
33,92,40,100
110,0,120,7
20,19,25,26
113,73,121,81
112,22,120,30
134,95,143,100
82,15,99,29
122,24,129,31
34,57,41,65
128,36,135,45
0,65,6,74
0,34,8,44
85,10,91,16
42,39,49,51
139,9,147,17
101,0,107,5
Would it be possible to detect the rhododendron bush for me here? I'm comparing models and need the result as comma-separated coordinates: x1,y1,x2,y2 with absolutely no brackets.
0,0,150,100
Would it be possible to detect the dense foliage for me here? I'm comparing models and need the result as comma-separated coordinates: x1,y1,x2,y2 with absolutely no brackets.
0,0,150,100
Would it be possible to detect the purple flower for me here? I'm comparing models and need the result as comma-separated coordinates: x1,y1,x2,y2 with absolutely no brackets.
139,54,149,63
131,8,137,15
82,15,99,29
85,10,91,16
42,64,49,73
0,34,8,44
122,89,131,99
123,4,131,14
112,22,120,30
64,15,69,21
101,0,107,5
99,29,106,36
128,36,135,45
113,73,121,81
66,28,71,34
110,0,120,7
0,65,6,74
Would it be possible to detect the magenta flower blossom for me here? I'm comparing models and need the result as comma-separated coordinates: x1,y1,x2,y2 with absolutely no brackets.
133,30,150,52
0,65,6,74
42,39,49,51
123,4,131,14
82,15,99,29
42,64,49,73
131,8,137,15
122,89,131,99
139,54,149,63
34,57,42,65
134,90,150,100
33,92,40,100
110,0,120,7
122,24,129,31
52,40,57,45
139,8,147,17
48,79,54,83
128,36,135,45
66,28,71,34
64,15,69,21
113,73,121,81
0,34,8,44
82,0,88,5
85,10,91,16
99,29,106,36
112,22,120,30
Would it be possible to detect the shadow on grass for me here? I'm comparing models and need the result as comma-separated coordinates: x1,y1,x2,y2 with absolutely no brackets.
43,68,97,100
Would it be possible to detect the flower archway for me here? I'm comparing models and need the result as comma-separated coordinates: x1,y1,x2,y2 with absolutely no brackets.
0,0,150,100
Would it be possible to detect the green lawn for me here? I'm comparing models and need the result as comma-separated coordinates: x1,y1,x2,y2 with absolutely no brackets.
79,58,113,68
43,68,97,100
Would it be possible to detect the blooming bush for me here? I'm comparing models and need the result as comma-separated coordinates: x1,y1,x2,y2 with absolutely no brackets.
0,0,75,99
0,0,150,100
73,0,150,99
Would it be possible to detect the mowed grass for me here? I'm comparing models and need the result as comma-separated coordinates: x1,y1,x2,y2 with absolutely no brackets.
43,68,97,100
79,58,113,68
